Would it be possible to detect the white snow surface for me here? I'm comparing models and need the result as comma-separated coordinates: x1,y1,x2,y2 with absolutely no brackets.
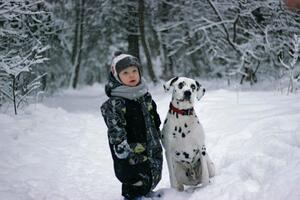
1,83,300,200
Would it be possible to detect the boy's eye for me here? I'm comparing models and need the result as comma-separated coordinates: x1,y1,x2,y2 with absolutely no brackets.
178,82,184,89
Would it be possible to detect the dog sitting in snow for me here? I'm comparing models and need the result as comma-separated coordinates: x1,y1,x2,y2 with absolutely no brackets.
161,77,215,191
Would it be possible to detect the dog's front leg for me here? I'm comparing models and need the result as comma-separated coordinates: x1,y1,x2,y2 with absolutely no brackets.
165,151,184,191
207,154,215,178
200,154,210,186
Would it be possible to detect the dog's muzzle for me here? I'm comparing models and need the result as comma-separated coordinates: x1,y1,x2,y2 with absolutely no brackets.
183,90,191,101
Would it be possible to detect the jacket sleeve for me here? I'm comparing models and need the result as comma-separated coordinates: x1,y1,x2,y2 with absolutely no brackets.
151,100,161,131
101,98,148,165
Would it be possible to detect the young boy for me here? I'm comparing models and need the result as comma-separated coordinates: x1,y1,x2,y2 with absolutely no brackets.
101,52,163,200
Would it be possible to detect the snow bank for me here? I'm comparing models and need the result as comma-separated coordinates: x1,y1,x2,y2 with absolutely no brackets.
0,85,300,200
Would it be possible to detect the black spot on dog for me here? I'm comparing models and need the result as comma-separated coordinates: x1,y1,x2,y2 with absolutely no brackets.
164,119,168,124
182,133,186,138
161,134,164,139
177,101,179,105
175,126,177,131
163,85,167,91
183,152,190,159
178,82,184,89
184,123,188,128
187,130,191,134
176,152,180,156
186,172,189,177
178,127,182,133
176,113,178,118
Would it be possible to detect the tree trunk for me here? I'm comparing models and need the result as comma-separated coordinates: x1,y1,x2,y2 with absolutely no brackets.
127,0,140,59
161,40,174,79
70,0,84,89
138,0,157,82
159,1,174,79
11,75,17,115
128,35,140,59
71,1,79,66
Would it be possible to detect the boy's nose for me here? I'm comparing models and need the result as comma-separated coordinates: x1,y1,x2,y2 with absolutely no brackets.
129,73,135,77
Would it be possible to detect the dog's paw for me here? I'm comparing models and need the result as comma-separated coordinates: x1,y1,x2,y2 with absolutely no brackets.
176,184,184,192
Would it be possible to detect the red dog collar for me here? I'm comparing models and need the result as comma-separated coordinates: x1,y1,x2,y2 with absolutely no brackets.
169,103,194,116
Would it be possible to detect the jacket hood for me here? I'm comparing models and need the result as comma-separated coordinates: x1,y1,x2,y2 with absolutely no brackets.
105,72,122,97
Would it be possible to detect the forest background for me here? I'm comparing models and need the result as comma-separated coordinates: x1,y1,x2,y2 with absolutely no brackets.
0,0,300,114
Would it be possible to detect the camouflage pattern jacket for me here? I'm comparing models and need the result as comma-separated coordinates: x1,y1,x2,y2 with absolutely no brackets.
101,74,163,190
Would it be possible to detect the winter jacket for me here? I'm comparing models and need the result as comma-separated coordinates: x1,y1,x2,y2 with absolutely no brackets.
100,73,163,191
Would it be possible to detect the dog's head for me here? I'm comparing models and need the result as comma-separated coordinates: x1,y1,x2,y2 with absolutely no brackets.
163,77,205,108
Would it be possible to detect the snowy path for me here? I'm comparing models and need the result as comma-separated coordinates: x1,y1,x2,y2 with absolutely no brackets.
1,85,300,200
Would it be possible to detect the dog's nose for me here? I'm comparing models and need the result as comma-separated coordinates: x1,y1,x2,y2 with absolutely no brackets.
184,90,191,97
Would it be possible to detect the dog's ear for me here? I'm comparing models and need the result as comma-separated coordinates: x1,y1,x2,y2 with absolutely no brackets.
163,77,179,92
195,80,205,100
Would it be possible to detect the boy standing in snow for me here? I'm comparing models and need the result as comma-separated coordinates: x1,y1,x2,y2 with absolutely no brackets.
101,52,163,200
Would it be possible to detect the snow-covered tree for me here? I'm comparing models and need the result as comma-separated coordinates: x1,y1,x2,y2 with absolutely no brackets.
0,0,54,114
40,0,300,87
279,34,300,94
151,0,300,83
45,0,126,89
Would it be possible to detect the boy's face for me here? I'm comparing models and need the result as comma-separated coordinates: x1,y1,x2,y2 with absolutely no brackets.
119,66,140,87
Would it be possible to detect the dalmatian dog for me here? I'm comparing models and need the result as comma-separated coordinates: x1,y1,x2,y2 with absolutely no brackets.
161,77,215,191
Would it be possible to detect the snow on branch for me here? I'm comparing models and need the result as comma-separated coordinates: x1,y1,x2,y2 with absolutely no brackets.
279,35,300,70
279,34,300,94
290,34,300,67
0,0,54,114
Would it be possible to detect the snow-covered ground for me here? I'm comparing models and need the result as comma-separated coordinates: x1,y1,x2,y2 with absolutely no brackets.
1,83,300,200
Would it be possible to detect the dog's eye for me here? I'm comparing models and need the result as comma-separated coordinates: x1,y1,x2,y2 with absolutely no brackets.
191,84,196,90
178,82,184,89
